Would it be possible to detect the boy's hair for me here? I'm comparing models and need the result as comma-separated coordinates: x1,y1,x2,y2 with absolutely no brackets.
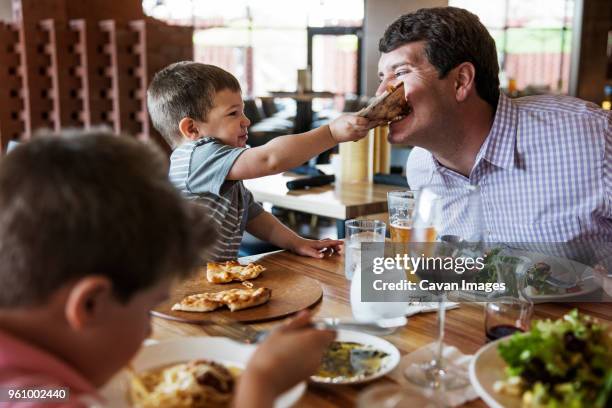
0,130,215,307
147,62,241,149
379,7,500,110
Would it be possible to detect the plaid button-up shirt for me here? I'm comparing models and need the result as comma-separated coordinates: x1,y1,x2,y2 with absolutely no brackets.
406,93,612,244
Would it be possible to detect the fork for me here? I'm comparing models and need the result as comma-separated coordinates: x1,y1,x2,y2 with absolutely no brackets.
157,314,408,344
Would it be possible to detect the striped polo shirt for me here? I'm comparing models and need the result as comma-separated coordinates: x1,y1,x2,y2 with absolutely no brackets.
169,138,264,261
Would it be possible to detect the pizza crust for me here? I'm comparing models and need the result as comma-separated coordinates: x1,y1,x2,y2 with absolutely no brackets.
172,288,271,313
206,261,266,284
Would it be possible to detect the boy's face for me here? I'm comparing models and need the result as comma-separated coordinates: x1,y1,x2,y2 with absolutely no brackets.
79,277,172,386
198,89,251,148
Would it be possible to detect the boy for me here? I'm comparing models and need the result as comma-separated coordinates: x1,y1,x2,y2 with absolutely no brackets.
147,62,377,261
0,131,334,407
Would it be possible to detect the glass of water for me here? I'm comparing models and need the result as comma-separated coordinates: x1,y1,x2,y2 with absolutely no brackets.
344,219,386,280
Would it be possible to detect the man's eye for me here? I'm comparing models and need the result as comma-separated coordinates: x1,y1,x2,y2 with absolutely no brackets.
395,70,410,78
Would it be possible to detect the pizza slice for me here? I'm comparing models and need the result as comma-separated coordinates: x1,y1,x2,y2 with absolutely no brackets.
171,288,271,313
357,82,411,123
206,260,266,284
170,293,222,312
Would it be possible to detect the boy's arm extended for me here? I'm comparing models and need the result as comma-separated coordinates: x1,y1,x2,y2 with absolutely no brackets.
227,114,370,180
246,212,342,258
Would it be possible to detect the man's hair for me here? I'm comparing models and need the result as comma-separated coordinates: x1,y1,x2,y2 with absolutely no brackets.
147,62,241,149
0,130,216,307
379,7,500,109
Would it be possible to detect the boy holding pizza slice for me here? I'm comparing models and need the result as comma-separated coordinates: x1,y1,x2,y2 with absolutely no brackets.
0,131,334,407
147,62,378,261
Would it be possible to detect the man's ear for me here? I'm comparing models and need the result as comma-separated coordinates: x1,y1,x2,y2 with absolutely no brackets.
453,62,476,103
178,117,201,141
64,276,113,331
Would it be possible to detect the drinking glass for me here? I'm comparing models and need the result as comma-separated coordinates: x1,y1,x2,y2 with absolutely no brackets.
404,184,484,391
484,297,533,342
387,190,418,242
344,219,386,280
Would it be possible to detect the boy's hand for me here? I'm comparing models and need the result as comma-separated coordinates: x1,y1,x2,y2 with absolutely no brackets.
239,311,335,404
290,237,343,258
328,114,373,143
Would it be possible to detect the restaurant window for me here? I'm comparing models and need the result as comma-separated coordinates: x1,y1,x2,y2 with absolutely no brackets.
143,0,363,98
449,0,574,94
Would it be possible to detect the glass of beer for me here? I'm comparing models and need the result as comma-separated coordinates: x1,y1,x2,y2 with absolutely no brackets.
387,190,418,242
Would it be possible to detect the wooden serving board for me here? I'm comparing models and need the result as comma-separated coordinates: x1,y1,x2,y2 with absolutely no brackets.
152,263,323,323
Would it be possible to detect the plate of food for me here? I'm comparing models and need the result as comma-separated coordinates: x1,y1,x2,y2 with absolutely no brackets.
517,253,600,303
153,260,323,323
469,310,612,408
471,248,601,303
99,337,306,408
310,330,401,385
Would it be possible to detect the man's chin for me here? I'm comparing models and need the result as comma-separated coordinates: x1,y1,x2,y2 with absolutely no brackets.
387,117,412,144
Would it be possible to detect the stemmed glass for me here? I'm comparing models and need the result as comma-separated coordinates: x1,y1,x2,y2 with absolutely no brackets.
403,184,484,391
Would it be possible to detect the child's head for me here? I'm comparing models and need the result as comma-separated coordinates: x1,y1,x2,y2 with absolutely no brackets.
0,130,214,385
147,61,251,149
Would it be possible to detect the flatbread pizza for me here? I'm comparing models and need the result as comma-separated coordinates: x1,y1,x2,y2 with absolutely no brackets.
206,261,265,284
172,287,271,313
357,82,411,123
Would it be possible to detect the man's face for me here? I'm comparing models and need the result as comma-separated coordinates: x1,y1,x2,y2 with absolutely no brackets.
199,89,251,147
376,41,456,146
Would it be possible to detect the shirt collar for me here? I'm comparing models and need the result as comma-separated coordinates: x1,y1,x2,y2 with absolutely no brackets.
0,328,98,396
479,93,519,170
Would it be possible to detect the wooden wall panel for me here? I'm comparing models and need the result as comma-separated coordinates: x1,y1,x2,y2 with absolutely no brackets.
0,0,193,150
0,21,25,151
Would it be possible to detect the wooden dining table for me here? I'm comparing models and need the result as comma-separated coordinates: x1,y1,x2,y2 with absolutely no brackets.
150,250,612,408
244,166,398,238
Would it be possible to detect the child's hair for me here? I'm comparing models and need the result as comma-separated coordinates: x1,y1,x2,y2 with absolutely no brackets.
147,61,241,149
0,129,215,307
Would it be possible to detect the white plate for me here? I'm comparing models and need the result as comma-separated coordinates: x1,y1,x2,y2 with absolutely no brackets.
469,337,520,408
514,251,600,303
99,337,305,408
310,329,401,385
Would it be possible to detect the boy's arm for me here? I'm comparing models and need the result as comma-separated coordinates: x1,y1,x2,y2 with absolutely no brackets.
246,211,302,251
227,114,370,180
246,212,342,258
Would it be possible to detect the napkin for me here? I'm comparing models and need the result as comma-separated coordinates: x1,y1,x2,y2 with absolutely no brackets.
405,302,459,317
387,343,478,407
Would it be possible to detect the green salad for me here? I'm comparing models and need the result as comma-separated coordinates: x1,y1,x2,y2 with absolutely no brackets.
495,310,612,407
471,247,521,296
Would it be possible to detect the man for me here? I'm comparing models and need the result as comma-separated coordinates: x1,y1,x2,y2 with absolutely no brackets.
376,6,612,244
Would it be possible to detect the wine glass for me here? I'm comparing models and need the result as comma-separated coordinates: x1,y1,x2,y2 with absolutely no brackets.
403,184,484,391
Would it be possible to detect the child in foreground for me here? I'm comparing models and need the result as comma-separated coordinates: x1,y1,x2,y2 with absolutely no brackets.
0,131,334,407
147,62,378,261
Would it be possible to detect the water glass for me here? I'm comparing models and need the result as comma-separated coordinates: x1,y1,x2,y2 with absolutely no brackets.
344,219,386,280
